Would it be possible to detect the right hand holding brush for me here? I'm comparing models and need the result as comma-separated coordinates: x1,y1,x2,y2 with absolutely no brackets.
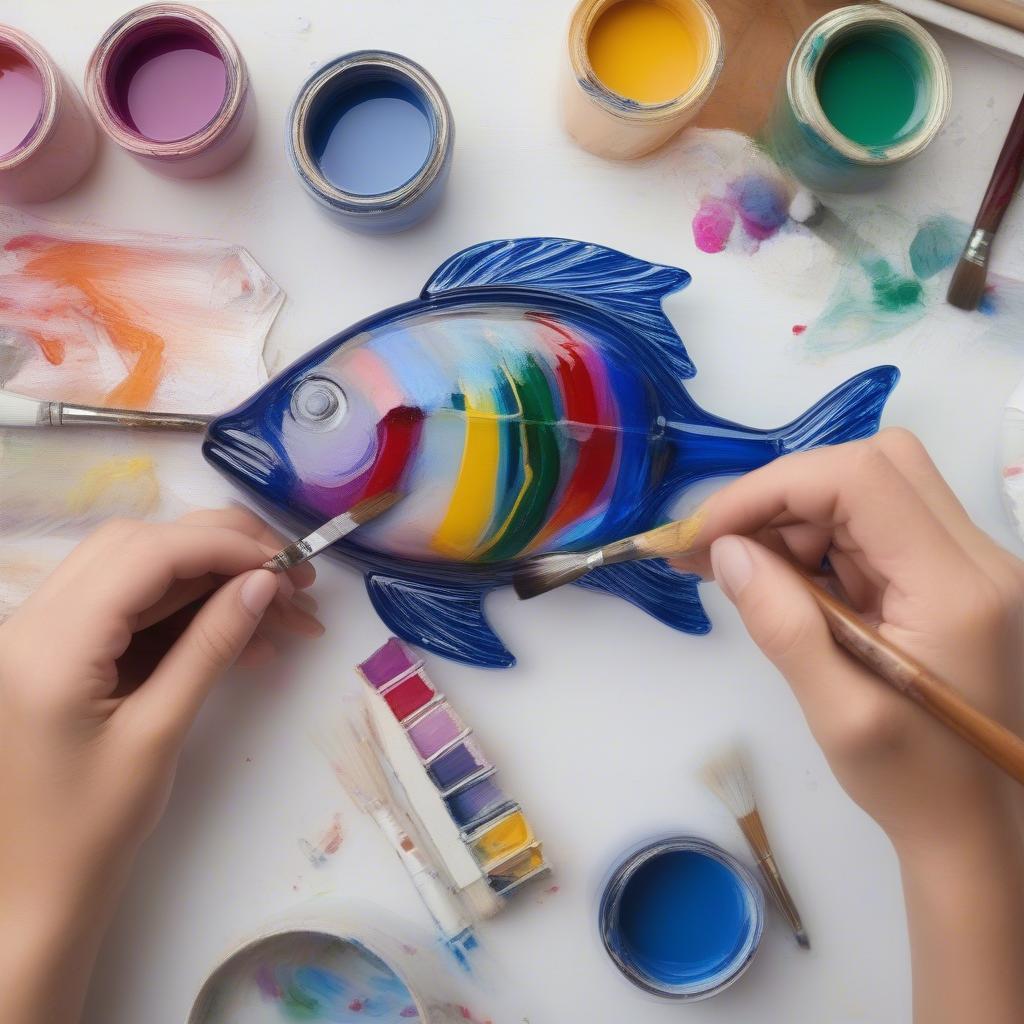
674,428,1024,1024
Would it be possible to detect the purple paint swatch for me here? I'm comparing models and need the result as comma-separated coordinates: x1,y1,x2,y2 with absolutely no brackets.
406,703,464,759
429,740,489,791
445,776,508,829
358,637,418,688
0,45,43,156
109,26,227,142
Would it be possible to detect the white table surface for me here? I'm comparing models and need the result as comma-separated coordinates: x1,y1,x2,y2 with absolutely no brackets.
6,2,1024,1021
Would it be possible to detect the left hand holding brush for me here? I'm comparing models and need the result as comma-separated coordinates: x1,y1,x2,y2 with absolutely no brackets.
673,429,1024,1024
0,508,322,1024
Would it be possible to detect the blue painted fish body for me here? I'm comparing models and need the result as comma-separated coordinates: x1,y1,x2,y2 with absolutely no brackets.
204,238,898,667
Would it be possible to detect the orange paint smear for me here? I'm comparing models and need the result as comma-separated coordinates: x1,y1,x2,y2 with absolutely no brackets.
10,234,167,408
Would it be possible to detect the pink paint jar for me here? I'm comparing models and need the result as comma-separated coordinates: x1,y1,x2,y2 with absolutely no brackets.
85,3,255,179
0,26,96,203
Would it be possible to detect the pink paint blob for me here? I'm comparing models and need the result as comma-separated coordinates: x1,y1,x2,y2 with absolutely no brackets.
792,324,807,335
109,27,227,142
692,197,735,254
0,45,44,156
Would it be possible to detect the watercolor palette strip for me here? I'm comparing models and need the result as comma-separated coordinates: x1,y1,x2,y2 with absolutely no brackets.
358,637,549,898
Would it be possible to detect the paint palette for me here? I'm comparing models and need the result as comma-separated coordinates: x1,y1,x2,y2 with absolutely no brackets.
358,637,550,905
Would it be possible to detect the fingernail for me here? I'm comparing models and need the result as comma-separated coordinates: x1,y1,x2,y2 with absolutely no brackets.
240,570,279,617
710,537,754,601
276,574,296,601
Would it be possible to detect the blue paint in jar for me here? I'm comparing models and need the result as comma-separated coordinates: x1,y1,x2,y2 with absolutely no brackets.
288,51,453,234
599,836,764,1000
309,80,433,196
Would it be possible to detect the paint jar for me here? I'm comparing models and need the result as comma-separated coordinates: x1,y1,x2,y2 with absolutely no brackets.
0,26,96,203
599,835,765,1000
288,51,454,234
187,902,469,1023
85,3,255,179
562,0,723,160
768,5,951,194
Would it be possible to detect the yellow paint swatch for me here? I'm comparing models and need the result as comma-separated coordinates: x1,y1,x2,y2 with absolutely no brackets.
587,1,700,104
471,811,533,867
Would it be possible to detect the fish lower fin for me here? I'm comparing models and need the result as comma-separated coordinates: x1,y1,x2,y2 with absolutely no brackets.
775,365,900,455
422,237,695,381
575,560,710,635
364,573,515,669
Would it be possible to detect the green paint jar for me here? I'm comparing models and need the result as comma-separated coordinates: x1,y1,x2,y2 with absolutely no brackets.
767,5,951,193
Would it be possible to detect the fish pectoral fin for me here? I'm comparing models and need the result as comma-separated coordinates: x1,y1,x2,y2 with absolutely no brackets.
365,572,515,669
421,237,696,380
575,560,710,635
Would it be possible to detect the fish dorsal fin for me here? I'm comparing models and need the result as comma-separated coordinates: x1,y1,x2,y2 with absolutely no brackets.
364,572,515,668
422,237,696,380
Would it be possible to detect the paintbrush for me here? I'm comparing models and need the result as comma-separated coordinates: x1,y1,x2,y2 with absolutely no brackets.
514,520,1024,787
262,491,402,572
948,91,1024,311
702,745,809,949
318,706,478,963
0,389,211,431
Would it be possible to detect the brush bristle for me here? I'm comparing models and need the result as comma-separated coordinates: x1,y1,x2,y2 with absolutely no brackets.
512,552,593,600
946,255,989,311
348,489,403,526
318,706,394,814
700,745,756,819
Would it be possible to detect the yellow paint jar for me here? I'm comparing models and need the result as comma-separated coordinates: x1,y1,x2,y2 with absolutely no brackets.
562,0,723,159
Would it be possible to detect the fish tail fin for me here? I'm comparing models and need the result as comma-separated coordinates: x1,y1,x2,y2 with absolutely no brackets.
774,365,900,456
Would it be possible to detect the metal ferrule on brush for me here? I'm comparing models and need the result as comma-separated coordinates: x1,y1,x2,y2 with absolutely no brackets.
45,401,212,432
963,227,994,268
597,536,643,565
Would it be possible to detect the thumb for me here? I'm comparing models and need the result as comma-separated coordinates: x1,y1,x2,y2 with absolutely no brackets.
132,569,280,740
709,536,869,720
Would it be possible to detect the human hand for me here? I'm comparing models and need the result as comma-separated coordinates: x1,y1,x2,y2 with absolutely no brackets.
675,429,1024,855
0,507,322,1024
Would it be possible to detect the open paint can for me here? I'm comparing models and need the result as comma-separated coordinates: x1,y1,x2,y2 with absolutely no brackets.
288,51,454,234
768,4,951,193
562,0,723,160
188,903,469,1023
0,25,96,203
599,835,765,1000
85,3,255,179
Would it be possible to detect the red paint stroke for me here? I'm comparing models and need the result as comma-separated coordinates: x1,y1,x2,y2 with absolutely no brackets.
526,317,617,550
349,998,364,1012
1004,466,1023,478
362,405,424,498
8,233,167,408
791,324,807,335
457,1007,494,1024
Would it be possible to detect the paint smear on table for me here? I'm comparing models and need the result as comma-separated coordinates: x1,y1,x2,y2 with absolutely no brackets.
677,129,1024,359
298,812,345,867
0,209,281,618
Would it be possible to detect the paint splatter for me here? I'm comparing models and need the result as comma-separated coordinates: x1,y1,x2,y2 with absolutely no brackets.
791,324,807,335
908,214,969,279
728,174,789,241
692,172,792,253
865,259,923,312
299,813,344,867
692,197,735,253
980,286,998,316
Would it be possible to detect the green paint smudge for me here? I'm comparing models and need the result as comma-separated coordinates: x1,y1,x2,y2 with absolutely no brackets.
865,259,923,311
908,215,970,279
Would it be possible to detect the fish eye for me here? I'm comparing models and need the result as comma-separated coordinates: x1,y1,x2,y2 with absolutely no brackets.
291,377,347,430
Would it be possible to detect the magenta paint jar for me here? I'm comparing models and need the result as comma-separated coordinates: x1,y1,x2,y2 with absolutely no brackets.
85,3,254,179
0,26,96,203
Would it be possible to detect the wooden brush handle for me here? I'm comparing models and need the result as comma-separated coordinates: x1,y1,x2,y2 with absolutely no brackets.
975,91,1024,233
630,516,704,559
804,577,1024,786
